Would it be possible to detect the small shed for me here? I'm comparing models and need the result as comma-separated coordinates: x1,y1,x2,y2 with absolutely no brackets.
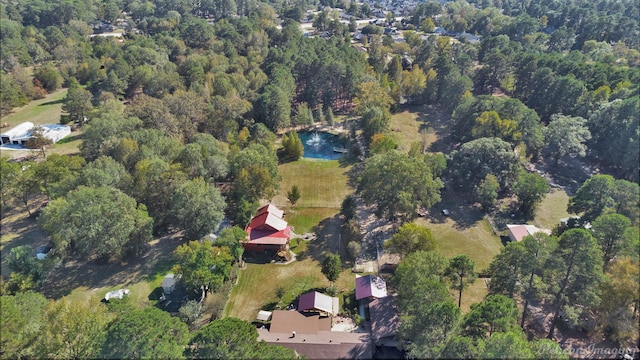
257,310,273,322
298,291,339,316
355,275,388,301
162,274,176,294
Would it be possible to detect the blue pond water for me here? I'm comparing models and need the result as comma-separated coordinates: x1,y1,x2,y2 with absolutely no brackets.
298,131,347,160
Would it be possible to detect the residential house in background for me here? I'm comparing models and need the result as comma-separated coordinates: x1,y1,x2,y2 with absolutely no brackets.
506,224,551,242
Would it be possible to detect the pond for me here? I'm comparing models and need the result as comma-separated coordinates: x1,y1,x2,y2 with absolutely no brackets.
298,131,347,160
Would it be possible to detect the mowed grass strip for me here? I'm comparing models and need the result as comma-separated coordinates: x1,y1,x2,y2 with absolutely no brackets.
458,278,489,313
274,159,352,209
286,207,339,234
534,189,570,230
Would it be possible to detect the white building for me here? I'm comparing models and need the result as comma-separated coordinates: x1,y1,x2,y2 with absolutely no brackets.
0,122,71,146
40,124,72,143
1,122,34,145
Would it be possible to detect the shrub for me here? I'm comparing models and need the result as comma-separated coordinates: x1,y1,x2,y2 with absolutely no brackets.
346,241,361,261
178,300,203,325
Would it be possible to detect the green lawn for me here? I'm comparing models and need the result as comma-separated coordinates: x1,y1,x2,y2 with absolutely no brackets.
286,207,339,234
389,105,497,310
224,259,327,321
459,278,490,313
0,88,67,126
534,189,570,230
224,259,355,321
389,106,442,153
416,217,503,273
46,251,174,308
273,159,352,209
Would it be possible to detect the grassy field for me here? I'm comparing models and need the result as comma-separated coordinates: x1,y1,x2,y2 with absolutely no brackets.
388,105,500,310
0,88,67,126
459,279,490,313
389,110,424,152
534,189,571,230
224,259,355,321
415,217,502,273
389,105,447,154
286,207,339,234
273,159,352,209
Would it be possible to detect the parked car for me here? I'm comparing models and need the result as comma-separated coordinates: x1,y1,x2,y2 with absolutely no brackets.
35,245,52,260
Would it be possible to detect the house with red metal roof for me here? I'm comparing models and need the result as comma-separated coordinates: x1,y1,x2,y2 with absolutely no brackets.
355,275,388,301
243,204,292,252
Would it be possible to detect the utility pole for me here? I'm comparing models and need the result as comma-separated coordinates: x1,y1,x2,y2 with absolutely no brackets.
376,234,380,274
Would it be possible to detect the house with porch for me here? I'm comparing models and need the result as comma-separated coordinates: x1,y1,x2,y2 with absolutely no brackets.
243,204,292,253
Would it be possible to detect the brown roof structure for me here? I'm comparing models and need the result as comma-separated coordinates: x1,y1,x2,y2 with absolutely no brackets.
274,341,372,359
269,310,331,334
369,296,400,344
260,310,372,359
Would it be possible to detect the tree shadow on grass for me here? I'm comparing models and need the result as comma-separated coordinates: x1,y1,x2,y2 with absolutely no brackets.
38,98,65,106
55,133,83,145
1,208,51,278
305,214,345,263
428,187,485,230
38,232,185,299
535,156,592,196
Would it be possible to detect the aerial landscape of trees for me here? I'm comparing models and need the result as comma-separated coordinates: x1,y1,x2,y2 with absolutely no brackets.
0,0,638,358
